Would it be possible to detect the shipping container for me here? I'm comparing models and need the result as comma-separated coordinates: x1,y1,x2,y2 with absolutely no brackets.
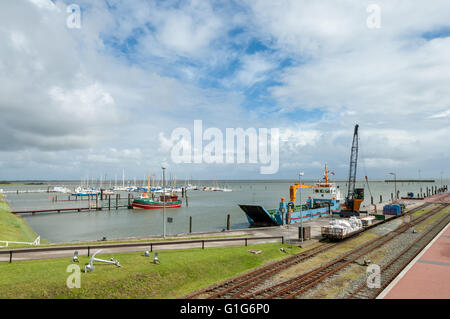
383,204,403,216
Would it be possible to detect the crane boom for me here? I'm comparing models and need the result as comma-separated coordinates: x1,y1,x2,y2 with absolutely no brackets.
340,124,364,216
346,124,359,205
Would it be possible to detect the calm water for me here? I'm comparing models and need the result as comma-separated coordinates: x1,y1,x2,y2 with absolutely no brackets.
1,179,447,243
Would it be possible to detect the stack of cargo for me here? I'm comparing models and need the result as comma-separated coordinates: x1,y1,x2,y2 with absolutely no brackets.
361,215,376,226
383,204,403,216
321,216,363,240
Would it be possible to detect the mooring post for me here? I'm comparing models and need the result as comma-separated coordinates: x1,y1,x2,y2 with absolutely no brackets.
186,195,189,207
371,196,373,205
9,251,12,263
227,214,230,231
391,193,393,201
202,240,204,249
245,238,248,246
128,193,131,208
380,195,382,203
116,194,118,210
87,246,90,257
100,190,103,201
182,187,185,198
55,195,57,202
108,195,111,210
189,216,192,233
96,194,98,209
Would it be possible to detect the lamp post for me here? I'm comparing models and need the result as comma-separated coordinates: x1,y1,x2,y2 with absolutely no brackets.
299,172,304,242
162,164,167,239
389,172,396,201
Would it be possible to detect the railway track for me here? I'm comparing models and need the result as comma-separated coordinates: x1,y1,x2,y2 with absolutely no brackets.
348,211,450,299
185,242,338,299
185,202,436,299
241,203,448,299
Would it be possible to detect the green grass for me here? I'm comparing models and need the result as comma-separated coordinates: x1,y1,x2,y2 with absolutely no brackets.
0,194,38,243
415,206,450,231
412,204,436,217
0,243,300,299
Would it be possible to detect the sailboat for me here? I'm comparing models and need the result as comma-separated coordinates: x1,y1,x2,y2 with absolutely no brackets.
113,169,128,191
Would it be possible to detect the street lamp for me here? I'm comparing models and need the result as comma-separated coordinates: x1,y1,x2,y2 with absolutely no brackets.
299,172,304,242
389,172,397,202
162,163,167,239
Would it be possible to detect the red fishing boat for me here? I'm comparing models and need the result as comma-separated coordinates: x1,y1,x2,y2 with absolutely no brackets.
132,194,182,209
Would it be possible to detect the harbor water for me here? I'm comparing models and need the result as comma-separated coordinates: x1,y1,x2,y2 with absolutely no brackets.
1,180,447,243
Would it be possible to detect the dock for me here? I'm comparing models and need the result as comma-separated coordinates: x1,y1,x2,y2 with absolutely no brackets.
11,205,131,215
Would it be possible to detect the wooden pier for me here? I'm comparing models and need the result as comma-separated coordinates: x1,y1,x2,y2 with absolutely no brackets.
11,205,131,215
12,193,135,214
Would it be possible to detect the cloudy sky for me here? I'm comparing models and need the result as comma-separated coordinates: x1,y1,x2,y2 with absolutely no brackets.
0,0,449,181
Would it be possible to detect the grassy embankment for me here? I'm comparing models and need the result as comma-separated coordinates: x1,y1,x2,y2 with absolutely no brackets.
0,194,38,244
0,242,301,298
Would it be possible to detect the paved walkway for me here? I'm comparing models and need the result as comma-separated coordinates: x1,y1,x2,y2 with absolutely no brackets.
0,215,334,262
379,222,450,299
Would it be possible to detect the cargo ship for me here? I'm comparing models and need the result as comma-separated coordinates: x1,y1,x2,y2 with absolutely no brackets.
239,165,342,226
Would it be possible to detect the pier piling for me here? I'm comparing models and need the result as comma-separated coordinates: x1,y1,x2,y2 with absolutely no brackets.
189,216,192,233
380,195,382,203
227,214,230,231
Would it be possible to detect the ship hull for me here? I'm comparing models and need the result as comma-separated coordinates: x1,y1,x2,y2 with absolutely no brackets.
132,199,182,209
239,201,341,227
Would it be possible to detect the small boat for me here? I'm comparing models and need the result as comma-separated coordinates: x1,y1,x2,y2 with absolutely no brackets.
52,186,72,193
102,189,115,195
72,187,100,196
132,194,182,209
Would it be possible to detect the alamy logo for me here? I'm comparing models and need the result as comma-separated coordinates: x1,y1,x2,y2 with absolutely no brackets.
367,4,381,29
169,120,279,174
366,264,381,289
66,4,81,29
66,264,81,289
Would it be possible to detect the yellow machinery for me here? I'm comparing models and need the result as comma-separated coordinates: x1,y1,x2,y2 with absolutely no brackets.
289,183,313,203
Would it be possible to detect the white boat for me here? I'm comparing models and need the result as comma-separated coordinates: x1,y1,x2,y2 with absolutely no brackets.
52,186,72,193
72,187,100,196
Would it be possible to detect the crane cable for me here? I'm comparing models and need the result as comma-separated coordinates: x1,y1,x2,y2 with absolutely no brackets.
358,134,373,199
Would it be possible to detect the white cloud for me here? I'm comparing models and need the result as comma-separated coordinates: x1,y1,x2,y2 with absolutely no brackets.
0,0,449,180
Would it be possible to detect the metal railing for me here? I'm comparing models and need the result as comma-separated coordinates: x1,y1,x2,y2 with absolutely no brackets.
0,236,284,263
0,236,40,247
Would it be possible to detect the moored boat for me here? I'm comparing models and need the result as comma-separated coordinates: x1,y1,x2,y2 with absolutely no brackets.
239,164,343,226
132,194,182,209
